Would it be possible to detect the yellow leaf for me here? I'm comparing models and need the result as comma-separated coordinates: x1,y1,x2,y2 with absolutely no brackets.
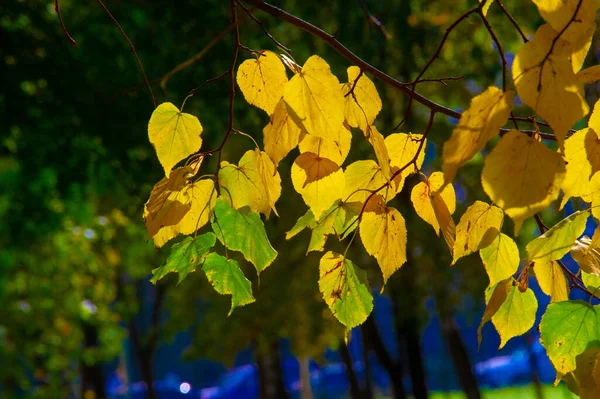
343,160,400,204
481,130,566,233
144,163,199,219
442,87,512,183
479,0,494,16
535,259,569,302
512,24,589,143
236,50,288,115
453,201,504,264
571,227,600,275
145,190,190,240
578,65,600,84
366,125,392,180
479,232,520,286
592,172,600,221
561,128,600,207
263,99,303,167
563,348,600,399
431,192,456,252
148,102,203,176
360,205,407,286
298,122,352,165
532,0,597,47
219,149,282,217
291,152,345,219
478,279,511,347
153,180,217,248
342,66,382,132
410,171,456,235
385,133,426,178
491,282,537,349
283,55,345,140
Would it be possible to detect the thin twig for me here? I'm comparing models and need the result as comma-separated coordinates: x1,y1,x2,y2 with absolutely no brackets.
357,0,391,39
237,0,292,54
95,0,156,108
478,9,507,92
495,0,528,43
187,71,230,97
54,0,76,45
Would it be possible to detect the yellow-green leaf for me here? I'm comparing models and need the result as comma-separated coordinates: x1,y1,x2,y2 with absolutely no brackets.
479,0,494,16
283,55,345,140
571,227,600,275
563,348,600,399
319,251,373,330
237,50,288,115
491,281,537,349
298,122,352,165
148,102,203,176
360,205,407,286
342,160,399,204
512,24,588,143
291,152,345,219
263,98,302,167
479,232,520,286
535,259,570,303
411,171,456,235
481,130,566,233
478,279,511,347
453,201,503,264
342,66,382,132
561,128,600,206
442,87,512,183
526,210,589,263
532,0,597,47
151,233,216,284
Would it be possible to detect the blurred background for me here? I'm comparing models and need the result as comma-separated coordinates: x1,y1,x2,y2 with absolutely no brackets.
1,0,598,398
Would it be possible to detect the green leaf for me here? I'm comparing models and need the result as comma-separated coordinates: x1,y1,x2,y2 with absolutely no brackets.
151,233,216,284
489,281,537,349
318,251,373,330
203,252,255,315
212,198,277,273
540,300,600,380
527,210,589,262
582,271,600,293
285,209,316,240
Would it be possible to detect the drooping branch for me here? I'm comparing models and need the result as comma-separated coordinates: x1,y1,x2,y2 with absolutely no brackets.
54,0,76,45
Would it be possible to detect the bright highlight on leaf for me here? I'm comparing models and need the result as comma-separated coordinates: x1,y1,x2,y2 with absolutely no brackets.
318,251,373,330
283,55,345,140
540,300,600,380
298,122,352,165
411,171,456,237
366,126,392,180
453,201,503,264
442,87,512,183
561,128,600,207
151,233,216,284
535,259,569,303
571,228,600,276
237,50,288,115
385,133,426,179
512,24,589,143
478,279,510,347
343,160,398,204
211,199,277,273
479,233,520,286
148,102,203,176
360,205,407,286
481,130,566,233
342,66,382,132
532,0,597,47
203,252,255,315
263,99,303,167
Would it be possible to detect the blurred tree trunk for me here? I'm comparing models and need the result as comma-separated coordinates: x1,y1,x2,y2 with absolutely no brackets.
340,341,362,399
257,340,289,399
80,324,106,399
299,357,314,399
525,332,544,399
362,330,374,399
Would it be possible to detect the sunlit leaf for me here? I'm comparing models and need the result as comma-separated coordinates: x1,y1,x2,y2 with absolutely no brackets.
490,280,537,349
410,171,456,236
532,0,597,47
203,252,255,315
561,128,600,207
563,348,600,399
526,210,589,262
478,279,510,347
263,99,303,167
578,65,600,84
571,227,600,275
298,122,352,165
366,125,392,180
342,66,382,132
343,160,399,204
480,232,520,286
237,50,288,115
151,234,216,284
385,133,426,179
535,259,569,303
453,201,503,264
481,130,566,233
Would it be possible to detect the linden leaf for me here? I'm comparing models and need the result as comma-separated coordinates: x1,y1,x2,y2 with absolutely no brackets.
298,122,352,165
286,209,316,240
526,210,589,263
578,65,600,85
410,171,456,235
571,227,600,275
263,99,303,167
540,300,600,380
144,163,198,218
561,128,600,207
283,55,345,140
318,251,373,330
478,279,511,347
582,270,600,292
144,188,190,240
211,199,277,273
203,252,255,316
385,133,426,178
152,179,217,248
453,201,504,264
442,87,512,183
148,102,203,176
512,24,589,143
219,149,282,217
563,348,600,399
360,205,407,286
535,259,570,303
491,282,537,349
343,160,399,204
366,125,392,180
480,232,520,286
342,66,382,132
481,130,566,234
150,234,216,284
237,50,288,115
532,0,597,47
592,172,600,221
291,152,345,219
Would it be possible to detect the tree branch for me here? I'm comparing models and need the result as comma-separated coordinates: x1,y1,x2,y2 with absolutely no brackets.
54,0,76,45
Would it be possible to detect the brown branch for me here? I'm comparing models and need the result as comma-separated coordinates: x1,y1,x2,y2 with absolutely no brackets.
54,0,76,45
478,9,508,92
495,0,528,43
357,0,391,40
95,0,156,108
414,75,465,86
237,0,292,54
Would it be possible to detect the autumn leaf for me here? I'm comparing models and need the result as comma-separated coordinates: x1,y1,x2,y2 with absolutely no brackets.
151,233,216,284
365,125,392,180
479,232,520,286
535,259,569,303
411,171,456,236
478,279,510,347
237,50,288,115
442,87,512,183
385,133,426,179
263,99,303,167
481,130,566,233
148,102,203,176
453,201,503,264
563,348,600,399
561,128,600,206
343,160,399,204
342,66,382,132
571,227,600,276
532,0,597,48
283,55,345,140
298,122,352,165
203,252,255,315
318,251,373,330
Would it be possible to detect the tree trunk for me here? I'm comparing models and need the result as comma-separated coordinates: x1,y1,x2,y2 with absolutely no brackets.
361,315,407,399
299,357,314,399
402,319,429,399
525,333,544,399
361,331,373,399
80,324,107,399
437,311,481,399
256,341,289,399
339,341,362,399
